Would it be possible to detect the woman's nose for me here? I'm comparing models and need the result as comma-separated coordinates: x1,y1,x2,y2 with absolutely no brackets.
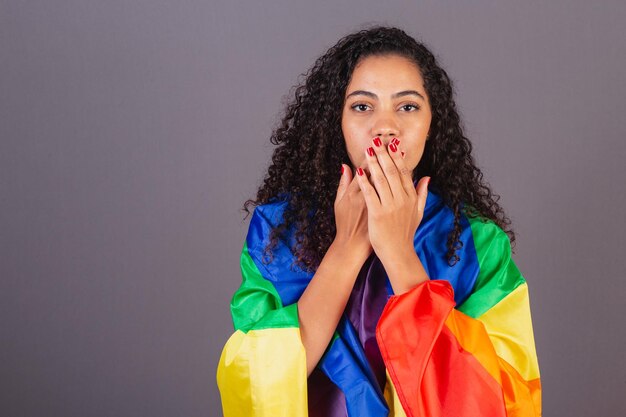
373,131,398,146
372,116,399,140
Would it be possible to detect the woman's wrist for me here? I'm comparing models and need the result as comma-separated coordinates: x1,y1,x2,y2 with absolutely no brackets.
379,247,430,295
330,237,371,265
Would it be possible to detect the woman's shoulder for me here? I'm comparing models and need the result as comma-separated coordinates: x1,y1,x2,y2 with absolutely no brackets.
249,198,289,229
248,191,314,236
462,210,513,252
246,199,288,248
426,188,511,248
244,197,313,303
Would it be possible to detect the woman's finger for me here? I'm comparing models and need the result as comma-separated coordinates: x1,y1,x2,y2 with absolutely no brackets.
387,139,416,197
355,165,381,213
335,164,351,205
415,176,431,217
364,141,393,205
368,137,407,202
347,166,364,196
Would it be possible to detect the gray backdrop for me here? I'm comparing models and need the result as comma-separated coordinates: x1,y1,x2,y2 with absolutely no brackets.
2,1,625,416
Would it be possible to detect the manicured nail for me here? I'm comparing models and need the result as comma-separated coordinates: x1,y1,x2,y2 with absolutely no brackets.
367,147,375,157
341,165,344,175
390,143,398,152
357,167,364,176
373,137,382,147
392,137,400,146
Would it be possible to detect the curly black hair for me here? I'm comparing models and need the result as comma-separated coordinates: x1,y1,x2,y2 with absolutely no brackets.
242,24,515,272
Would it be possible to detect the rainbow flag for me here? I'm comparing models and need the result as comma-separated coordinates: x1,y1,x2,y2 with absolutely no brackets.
216,188,541,416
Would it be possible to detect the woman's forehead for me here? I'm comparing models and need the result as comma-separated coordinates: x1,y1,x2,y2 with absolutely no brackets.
347,55,426,97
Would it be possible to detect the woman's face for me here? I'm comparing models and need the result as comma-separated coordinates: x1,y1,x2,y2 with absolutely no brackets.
341,54,432,173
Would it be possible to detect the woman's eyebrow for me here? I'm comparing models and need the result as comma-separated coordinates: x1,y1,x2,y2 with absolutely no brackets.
345,89,425,101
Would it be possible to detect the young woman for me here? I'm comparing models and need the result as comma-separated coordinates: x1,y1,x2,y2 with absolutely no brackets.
216,25,542,416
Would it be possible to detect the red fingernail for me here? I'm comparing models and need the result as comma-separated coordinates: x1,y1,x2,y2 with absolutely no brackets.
392,137,400,146
390,143,398,152
341,165,344,175
373,137,382,147
367,147,375,156
357,167,364,176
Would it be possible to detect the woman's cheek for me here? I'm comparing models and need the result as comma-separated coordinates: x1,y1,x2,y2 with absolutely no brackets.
342,135,361,164
348,149,364,169
408,149,425,171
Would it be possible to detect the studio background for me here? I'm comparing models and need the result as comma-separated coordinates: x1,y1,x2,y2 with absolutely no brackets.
2,1,625,416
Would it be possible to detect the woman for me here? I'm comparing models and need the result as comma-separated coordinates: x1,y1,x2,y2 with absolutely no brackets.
216,25,541,416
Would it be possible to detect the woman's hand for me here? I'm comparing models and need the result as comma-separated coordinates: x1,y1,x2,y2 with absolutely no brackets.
356,137,430,266
334,164,373,261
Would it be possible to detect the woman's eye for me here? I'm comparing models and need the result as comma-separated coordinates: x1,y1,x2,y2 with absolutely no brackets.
401,104,420,112
351,104,370,112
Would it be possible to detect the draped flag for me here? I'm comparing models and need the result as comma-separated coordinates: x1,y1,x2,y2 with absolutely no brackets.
216,188,541,416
